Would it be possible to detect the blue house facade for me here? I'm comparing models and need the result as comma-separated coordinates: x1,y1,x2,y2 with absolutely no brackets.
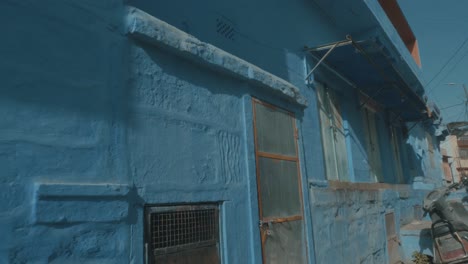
0,0,443,263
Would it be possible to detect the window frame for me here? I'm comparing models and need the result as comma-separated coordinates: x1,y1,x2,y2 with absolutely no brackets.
316,83,350,181
361,105,384,183
389,124,404,183
426,132,436,168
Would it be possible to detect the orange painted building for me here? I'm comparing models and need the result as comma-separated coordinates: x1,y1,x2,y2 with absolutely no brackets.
441,135,468,183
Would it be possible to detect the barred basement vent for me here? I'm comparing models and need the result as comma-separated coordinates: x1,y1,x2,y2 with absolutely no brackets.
145,204,220,264
216,17,236,40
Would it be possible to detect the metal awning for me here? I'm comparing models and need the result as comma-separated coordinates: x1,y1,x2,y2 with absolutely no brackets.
305,36,428,122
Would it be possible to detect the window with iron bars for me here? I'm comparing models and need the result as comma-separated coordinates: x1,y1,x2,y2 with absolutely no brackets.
144,204,221,264
459,148,468,160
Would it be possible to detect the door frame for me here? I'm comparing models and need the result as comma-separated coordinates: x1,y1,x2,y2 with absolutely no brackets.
251,97,307,263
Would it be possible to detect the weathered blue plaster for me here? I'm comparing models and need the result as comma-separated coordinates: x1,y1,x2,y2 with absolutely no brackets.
123,7,312,262
407,123,444,188
241,96,263,264
295,112,319,264
0,0,444,263
34,183,130,224
125,7,307,107
376,115,399,184
309,188,389,263
400,223,433,261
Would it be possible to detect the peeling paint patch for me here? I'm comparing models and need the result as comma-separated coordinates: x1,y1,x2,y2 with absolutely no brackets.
217,131,241,183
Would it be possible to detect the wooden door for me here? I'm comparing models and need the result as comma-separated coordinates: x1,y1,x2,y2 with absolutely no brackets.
385,212,401,264
252,99,306,264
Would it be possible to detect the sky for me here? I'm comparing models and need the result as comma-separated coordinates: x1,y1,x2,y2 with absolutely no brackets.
398,0,468,124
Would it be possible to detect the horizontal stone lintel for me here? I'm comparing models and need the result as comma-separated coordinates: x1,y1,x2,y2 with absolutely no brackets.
35,200,128,224
124,6,307,107
33,182,130,224
327,181,412,192
35,182,130,197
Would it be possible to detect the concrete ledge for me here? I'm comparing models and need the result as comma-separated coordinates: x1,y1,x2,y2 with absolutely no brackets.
309,182,416,206
308,179,329,188
400,220,431,234
35,182,130,197
124,6,307,107
33,182,130,224
309,186,381,206
35,183,130,197
400,221,433,260
412,181,435,190
328,180,412,191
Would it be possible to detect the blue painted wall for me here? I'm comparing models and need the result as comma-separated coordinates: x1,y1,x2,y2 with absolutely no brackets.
0,1,132,263
0,0,443,263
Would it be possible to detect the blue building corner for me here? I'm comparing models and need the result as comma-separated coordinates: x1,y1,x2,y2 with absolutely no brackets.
0,0,446,263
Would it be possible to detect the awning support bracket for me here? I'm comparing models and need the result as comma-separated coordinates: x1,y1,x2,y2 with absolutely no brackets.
304,37,353,81
305,42,339,80
305,35,428,121
390,112,402,125
307,53,358,89
406,121,420,134
358,86,386,110
349,37,427,115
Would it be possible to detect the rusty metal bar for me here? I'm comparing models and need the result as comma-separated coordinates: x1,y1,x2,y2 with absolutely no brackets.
389,112,402,126
305,41,343,80
252,97,278,111
307,53,358,89
252,99,264,220
406,121,420,134
252,97,295,116
349,36,427,116
257,151,298,162
261,215,303,224
304,39,353,52
308,42,403,123
358,86,387,110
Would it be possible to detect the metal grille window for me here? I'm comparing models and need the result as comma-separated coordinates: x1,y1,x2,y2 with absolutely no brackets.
145,204,220,264
459,136,468,147
459,148,468,159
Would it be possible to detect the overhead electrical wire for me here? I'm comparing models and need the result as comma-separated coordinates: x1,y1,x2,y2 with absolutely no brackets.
440,102,465,110
429,47,468,97
455,107,467,122
426,36,468,94
444,111,465,122
426,36,468,87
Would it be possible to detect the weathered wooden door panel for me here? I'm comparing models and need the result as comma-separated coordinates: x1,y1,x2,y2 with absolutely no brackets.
386,212,402,264
252,99,306,263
